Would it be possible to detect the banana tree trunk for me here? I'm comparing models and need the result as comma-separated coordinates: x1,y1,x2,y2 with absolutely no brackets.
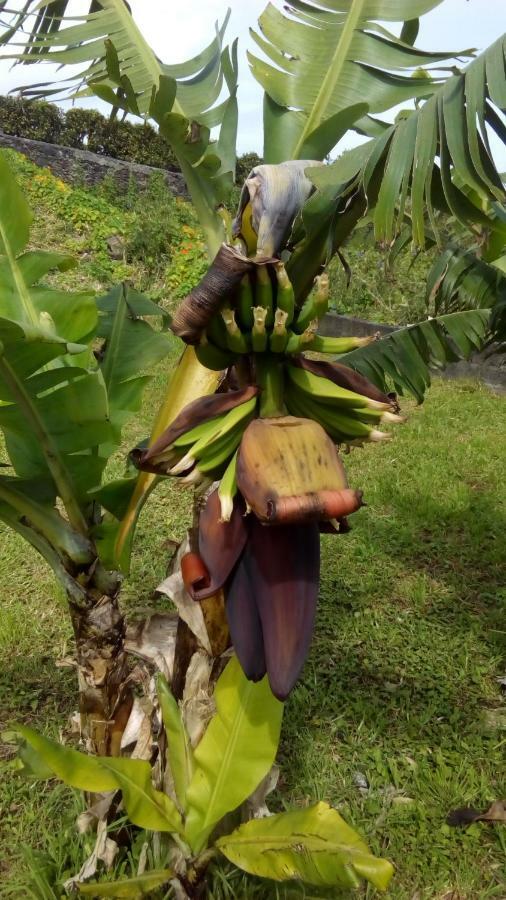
66,569,132,757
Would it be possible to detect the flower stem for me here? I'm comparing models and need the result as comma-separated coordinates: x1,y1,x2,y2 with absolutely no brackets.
255,355,285,417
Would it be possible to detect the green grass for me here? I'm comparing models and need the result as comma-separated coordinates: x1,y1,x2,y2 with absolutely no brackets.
0,370,504,898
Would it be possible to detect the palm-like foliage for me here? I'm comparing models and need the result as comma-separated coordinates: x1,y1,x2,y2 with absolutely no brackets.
249,0,473,160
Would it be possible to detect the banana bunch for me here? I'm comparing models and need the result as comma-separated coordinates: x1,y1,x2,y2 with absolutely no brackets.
284,364,404,446
195,262,375,371
130,386,259,490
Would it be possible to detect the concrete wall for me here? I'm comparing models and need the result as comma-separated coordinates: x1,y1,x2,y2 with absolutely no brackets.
321,312,506,393
0,131,188,197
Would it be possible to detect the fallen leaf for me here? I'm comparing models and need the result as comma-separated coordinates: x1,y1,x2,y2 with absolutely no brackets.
447,800,506,827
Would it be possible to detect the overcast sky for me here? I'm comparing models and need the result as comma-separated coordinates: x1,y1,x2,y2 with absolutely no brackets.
0,0,505,165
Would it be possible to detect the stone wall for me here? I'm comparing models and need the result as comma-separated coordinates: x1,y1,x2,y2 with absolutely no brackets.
0,131,188,197
321,312,506,393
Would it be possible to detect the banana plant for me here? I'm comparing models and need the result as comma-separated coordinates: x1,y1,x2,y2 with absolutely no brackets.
0,153,178,755
1,0,505,895
13,659,393,896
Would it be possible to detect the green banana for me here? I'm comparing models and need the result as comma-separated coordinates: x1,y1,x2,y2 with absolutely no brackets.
255,265,274,328
206,313,229,350
218,449,239,521
293,274,330,334
285,386,373,442
172,413,227,449
236,275,254,330
269,309,289,353
195,337,235,371
222,307,250,354
274,262,295,325
252,306,268,352
171,395,257,474
196,423,246,475
286,364,390,410
305,334,376,354
285,321,318,354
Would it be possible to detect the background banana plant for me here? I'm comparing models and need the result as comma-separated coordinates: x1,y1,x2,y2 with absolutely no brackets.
0,0,505,894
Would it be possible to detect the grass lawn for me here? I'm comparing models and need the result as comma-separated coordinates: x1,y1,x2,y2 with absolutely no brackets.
0,366,505,899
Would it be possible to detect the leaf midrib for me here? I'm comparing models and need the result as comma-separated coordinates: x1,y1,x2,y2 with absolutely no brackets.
0,221,38,327
188,678,256,850
293,0,367,157
101,759,183,833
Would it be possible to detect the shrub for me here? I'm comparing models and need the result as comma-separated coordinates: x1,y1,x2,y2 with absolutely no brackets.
0,95,179,170
236,151,262,183
0,94,63,142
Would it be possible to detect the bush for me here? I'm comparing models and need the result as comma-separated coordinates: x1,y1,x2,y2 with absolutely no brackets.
0,94,63,142
236,151,262,184
0,95,179,170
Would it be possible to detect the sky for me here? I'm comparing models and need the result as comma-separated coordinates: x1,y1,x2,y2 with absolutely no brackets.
0,0,505,166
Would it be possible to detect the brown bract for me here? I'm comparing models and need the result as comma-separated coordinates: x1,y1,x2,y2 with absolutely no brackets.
171,244,254,344
290,355,398,409
130,385,259,474
236,416,356,523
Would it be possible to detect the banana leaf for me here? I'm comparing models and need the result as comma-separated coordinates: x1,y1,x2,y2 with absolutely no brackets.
184,657,283,854
250,0,473,162
342,309,491,403
217,801,394,891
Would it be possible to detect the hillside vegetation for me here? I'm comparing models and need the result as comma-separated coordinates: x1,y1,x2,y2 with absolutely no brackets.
5,148,435,325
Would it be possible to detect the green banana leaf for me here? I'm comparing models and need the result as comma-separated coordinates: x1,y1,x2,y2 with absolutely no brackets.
77,870,174,897
308,36,506,248
0,155,175,572
342,309,491,403
0,475,93,565
184,657,284,854
95,284,175,437
216,801,394,891
250,0,472,162
156,673,194,813
18,726,183,835
426,246,506,316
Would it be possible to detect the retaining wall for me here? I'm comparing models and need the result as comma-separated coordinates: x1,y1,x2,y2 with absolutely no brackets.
0,131,188,197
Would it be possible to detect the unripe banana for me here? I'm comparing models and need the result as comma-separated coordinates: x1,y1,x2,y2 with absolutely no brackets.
293,274,330,333
218,449,239,522
196,425,245,475
285,386,373,442
269,308,289,353
274,262,295,325
285,320,318,354
171,395,257,474
195,337,235,371
222,307,250,354
206,312,229,350
252,306,268,352
236,274,254,330
286,364,390,410
305,334,376,354
255,265,274,329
